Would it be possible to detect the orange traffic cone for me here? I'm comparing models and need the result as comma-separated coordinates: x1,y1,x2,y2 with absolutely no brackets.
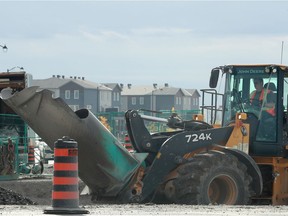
123,134,134,153
44,137,89,214
28,143,35,165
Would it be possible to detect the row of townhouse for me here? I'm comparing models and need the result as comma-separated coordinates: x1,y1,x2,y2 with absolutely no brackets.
32,76,200,114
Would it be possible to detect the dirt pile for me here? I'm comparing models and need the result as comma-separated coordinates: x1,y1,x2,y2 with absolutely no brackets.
0,176,93,206
0,187,36,205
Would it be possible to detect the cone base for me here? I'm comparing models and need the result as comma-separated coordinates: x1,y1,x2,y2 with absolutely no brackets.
44,207,89,214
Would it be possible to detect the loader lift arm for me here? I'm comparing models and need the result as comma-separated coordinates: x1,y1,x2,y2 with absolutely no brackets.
125,110,181,164
124,110,262,203
125,110,213,164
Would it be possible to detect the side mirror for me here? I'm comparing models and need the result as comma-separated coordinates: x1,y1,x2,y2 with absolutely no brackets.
209,69,220,88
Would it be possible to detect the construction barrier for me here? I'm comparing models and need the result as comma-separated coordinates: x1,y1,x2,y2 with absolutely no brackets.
0,114,29,180
44,137,89,214
123,134,134,153
28,144,35,164
0,138,19,180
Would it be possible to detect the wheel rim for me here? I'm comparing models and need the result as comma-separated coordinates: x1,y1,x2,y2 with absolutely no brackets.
208,174,238,204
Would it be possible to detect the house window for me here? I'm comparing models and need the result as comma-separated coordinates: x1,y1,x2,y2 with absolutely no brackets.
183,97,186,105
113,92,116,101
74,90,79,99
102,91,111,101
65,90,70,99
176,97,182,105
139,97,144,105
113,92,120,101
132,97,136,105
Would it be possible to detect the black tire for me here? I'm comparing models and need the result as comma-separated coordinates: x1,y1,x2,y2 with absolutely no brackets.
164,150,252,205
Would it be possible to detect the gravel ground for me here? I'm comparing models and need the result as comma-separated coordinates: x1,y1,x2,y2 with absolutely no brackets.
1,204,288,216
1,179,288,216
1,165,288,216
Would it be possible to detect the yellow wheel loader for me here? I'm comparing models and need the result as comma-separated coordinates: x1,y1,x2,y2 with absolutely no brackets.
1,64,288,205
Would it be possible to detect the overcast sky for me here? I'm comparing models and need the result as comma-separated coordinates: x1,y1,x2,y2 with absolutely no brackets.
1,1,288,90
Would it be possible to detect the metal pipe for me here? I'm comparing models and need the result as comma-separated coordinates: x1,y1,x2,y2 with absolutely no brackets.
139,114,168,123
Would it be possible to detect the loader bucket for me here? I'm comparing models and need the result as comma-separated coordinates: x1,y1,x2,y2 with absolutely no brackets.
0,87,147,197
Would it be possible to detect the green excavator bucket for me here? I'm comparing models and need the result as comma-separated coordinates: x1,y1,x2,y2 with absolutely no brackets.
1,86,147,197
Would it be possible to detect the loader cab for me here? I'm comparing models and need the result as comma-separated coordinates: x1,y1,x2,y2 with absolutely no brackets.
210,64,288,157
